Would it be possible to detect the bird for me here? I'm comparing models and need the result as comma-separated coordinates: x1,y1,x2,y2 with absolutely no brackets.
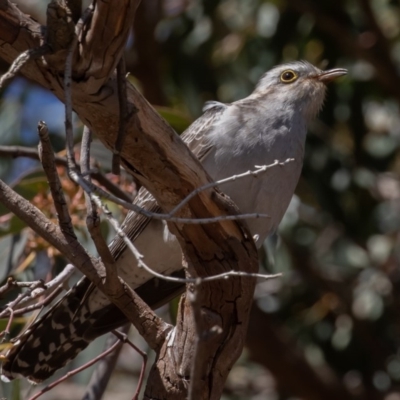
1,61,346,383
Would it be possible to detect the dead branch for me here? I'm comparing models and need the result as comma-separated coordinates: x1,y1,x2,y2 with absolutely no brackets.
81,126,116,277
112,330,148,400
38,121,76,239
0,264,75,317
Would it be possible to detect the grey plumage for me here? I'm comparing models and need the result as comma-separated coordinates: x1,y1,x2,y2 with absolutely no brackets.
1,61,346,382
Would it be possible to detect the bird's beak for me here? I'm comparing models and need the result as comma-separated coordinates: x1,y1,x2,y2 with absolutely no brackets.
317,68,347,83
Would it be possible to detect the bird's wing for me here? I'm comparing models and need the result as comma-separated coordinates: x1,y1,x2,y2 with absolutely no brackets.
182,101,228,160
109,189,161,260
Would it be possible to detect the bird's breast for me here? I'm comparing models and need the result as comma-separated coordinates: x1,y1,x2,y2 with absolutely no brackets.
203,126,305,246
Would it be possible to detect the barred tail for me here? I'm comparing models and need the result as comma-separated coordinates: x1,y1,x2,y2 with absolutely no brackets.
1,278,124,383
1,272,185,383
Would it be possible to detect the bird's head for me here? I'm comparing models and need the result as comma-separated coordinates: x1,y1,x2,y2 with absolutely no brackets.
253,61,347,121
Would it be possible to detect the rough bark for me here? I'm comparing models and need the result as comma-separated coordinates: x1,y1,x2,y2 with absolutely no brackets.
0,1,258,398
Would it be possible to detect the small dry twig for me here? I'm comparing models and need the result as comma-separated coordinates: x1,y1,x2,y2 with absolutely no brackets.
112,330,148,400
0,265,75,328
63,7,93,173
112,57,132,175
81,126,118,289
65,158,296,225
0,46,49,89
0,308,14,343
1,285,63,318
38,121,75,238
0,145,133,203
83,324,130,400
169,158,294,217
28,338,123,400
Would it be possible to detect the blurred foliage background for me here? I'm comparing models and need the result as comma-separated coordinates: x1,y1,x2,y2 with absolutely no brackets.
1,0,400,399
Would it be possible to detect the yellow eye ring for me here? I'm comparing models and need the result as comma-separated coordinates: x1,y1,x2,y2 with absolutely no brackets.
280,70,298,83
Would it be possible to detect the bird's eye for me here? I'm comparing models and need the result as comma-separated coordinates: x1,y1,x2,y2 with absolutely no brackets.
280,70,298,83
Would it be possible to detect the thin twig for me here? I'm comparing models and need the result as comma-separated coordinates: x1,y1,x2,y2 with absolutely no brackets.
67,163,280,224
38,121,75,238
30,264,75,297
112,57,131,175
0,277,17,297
83,324,130,400
112,330,148,400
0,264,75,317
64,6,93,173
81,126,117,288
95,159,292,224
1,281,45,314
0,281,44,290
28,339,123,400
0,145,133,203
1,285,63,318
169,158,294,217
0,46,49,89
0,308,14,343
